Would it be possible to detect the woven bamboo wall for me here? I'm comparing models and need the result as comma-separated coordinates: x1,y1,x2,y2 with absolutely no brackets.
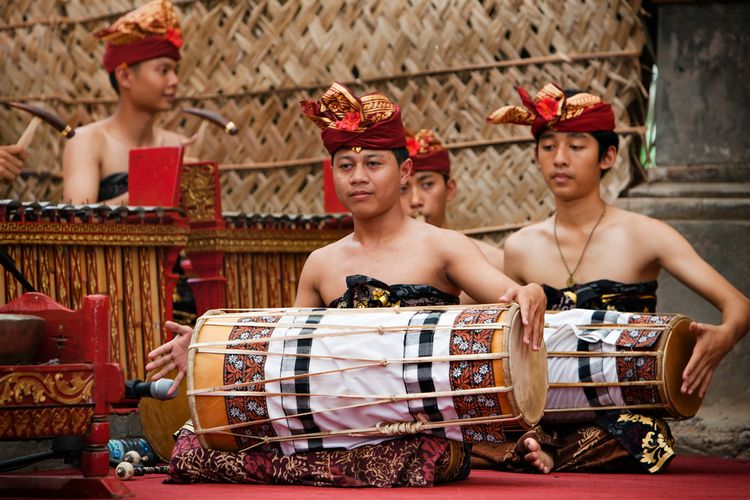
0,0,647,232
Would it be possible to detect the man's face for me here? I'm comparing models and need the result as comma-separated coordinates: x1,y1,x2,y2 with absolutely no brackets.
332,149,411,218
399,171,456,228
535,131,615,201
120,57,179,112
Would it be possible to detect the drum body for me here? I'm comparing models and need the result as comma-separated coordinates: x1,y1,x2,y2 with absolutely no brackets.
188,304,548,454
542,309,703,422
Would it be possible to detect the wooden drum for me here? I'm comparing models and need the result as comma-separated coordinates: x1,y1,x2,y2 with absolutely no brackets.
187,304,548,454
542,309,703,422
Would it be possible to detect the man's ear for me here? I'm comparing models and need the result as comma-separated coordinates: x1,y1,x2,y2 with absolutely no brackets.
114,64,135,92
445,177,457,202
399,157,413,185
599,145,617,174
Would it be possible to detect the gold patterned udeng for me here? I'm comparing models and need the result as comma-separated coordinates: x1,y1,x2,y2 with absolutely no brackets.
95,0,180,46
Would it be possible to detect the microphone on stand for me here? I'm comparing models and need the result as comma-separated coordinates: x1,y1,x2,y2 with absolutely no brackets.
124,379,178,400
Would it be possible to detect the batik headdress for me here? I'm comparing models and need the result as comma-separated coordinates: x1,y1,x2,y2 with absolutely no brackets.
300,82,406,155
406,129,450,175
96,0,182,73
487,83,615,137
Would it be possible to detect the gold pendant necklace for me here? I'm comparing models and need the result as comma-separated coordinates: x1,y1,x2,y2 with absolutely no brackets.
553,205,607,288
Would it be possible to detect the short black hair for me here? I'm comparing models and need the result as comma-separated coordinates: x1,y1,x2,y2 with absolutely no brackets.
330,147,410,166
108,72,120,95
392,146,410,166
107,63,140,95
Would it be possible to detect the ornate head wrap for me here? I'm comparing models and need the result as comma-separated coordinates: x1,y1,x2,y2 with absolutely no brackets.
301,82,406,155
96,0,182,73
487,83,615,137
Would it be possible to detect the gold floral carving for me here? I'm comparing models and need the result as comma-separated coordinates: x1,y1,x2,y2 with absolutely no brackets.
187,229,349,253
0,407,93,439
0,371,94,406
0,222,188,247
181,165,216,222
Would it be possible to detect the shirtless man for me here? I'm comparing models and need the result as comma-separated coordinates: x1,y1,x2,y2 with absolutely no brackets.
63,0,189,204
0,145,25,183
148,82,546,393
400,129,504,272
478,82,750,474
145,82,547,487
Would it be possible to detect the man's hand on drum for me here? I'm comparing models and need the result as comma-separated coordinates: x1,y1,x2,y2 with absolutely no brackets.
145,321,193,396
682,321,736,398
499,283,546,351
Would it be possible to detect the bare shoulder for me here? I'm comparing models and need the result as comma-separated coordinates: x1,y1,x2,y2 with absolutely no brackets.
504,217,551,252
66,120,108,147
472,238,505,269
610,206,675,238
423,222,476,249
306,233,353,265
156,127,188,146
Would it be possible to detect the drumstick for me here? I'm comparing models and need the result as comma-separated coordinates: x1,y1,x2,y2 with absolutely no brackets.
182,107,238,158
5,101,75,149
16,117,41,149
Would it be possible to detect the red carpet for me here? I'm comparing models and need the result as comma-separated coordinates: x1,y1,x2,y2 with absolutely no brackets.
5,455,747,499
116,455,748,499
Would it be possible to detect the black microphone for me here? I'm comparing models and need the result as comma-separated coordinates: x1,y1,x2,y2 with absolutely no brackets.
124,379,178,400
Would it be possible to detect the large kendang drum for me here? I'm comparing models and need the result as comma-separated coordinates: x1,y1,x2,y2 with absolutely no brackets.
187,304,549,453
542,309,704,422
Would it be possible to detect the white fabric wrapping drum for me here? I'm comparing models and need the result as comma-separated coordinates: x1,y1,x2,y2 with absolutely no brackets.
187,304,548,454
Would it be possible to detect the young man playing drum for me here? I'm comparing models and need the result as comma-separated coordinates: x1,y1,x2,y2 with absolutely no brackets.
146,82,547,486
400,129,504,273
62,0,191,204
472,83,750,474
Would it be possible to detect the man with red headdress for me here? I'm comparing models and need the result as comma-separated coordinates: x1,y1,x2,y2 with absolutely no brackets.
63,0,190,204
147,82,547,487
470,83,750,474
401,129,504,277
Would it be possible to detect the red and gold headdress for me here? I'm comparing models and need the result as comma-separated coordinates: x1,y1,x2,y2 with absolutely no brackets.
300,82,406,155
96,0,182,73
487,83,615,137
406,129,450,175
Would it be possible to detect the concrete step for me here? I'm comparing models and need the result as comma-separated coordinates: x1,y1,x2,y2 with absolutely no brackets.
648,164,750,183
615,196,750,220
626,182,750,198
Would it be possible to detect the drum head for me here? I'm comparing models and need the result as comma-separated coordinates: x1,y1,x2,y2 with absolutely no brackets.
662,316,703,419
505,309,548,428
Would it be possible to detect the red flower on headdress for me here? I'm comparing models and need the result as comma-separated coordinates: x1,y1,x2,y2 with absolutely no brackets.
536,96,559,122
165,28,183,49
406,136,420,156
336,112,361,131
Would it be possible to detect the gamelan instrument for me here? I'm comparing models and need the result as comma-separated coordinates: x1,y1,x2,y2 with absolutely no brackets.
542,309,703,421
187,304,549,453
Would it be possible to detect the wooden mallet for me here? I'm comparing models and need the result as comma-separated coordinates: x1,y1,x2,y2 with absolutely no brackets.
4,101,75,149
181,108,238,155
